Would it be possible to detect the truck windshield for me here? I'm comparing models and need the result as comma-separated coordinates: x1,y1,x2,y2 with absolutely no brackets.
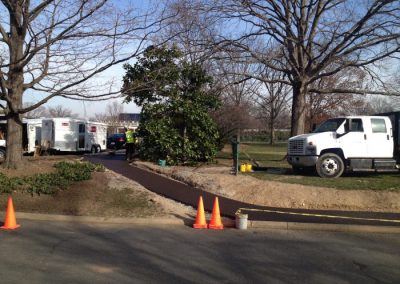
313,118,346,133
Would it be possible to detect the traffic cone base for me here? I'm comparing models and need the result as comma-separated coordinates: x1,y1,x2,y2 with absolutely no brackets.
208,197,224,230
208,223,223,230
193,223,208,229
193,196,208,229
1,197,20,230
0,224,20,230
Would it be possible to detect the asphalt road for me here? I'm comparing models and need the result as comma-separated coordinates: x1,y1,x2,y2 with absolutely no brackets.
85,152,400,227
0,220,399,284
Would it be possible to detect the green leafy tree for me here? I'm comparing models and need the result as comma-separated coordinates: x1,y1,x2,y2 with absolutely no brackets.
122,46,220,164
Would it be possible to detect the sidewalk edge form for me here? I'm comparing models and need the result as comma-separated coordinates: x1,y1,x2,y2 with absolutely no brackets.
249,220,400,234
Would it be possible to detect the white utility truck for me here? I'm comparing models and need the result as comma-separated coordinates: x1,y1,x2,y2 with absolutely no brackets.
287,112,400,178
41,118,107,153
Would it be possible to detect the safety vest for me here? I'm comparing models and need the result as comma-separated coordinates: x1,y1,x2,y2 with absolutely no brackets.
125,130,134,143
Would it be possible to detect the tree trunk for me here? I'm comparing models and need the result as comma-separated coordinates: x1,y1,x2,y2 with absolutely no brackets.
5,115,23,168
291,81,307,136
4,3,27,168
269,118,275,145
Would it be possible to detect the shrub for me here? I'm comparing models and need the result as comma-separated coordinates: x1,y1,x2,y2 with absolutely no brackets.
54,161,95,182
24,173,64,195
0,160,103,196
0,173,23,194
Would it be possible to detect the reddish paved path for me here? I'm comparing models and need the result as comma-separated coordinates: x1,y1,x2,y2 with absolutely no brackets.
85,153,400,227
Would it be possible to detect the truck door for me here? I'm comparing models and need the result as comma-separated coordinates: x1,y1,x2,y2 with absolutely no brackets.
78,123,85,150
338,118,368,158
367,118,393,158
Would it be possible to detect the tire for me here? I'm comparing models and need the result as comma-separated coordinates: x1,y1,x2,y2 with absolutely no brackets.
316,153,344,178
96,146,101,153
0,148,5,163
91,146,96,154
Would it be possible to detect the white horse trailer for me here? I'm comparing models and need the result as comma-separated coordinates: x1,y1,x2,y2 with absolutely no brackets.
41,118,107,153
0,117,44,157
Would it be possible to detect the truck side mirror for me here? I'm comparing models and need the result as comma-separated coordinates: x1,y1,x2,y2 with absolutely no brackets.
311,123,317,131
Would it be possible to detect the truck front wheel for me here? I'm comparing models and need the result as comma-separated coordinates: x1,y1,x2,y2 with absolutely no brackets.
316,153,344,178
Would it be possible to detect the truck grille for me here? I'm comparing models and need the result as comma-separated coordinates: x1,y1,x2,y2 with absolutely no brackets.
288,139,304,155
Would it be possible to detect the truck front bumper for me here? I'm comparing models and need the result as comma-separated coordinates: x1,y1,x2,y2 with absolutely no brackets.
287,155,318,167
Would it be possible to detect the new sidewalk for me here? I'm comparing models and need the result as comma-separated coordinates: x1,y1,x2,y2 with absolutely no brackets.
85,153,400,233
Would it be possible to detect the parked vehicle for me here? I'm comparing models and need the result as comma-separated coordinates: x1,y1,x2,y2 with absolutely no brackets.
287,112,400,178
41,118,107,153
107,133,126,150
0,117,44,160
23,118,43,153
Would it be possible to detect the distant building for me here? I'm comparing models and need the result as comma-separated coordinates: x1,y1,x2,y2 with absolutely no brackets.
119,113,141,122
117,113,141,133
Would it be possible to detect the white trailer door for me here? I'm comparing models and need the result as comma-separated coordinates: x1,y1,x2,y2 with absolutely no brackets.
78,123,86,150
41,120,54,149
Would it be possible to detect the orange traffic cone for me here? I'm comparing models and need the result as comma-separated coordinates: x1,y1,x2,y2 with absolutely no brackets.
193,196,207,229
208,197,224,230
1,196,20,230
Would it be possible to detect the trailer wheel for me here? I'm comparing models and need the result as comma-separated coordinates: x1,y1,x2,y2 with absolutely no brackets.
96,146,101,153
0,148,5,163
316,153,344,178
91,146,96,154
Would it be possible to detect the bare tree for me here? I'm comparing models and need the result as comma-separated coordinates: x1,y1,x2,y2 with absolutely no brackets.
306,68,368,130
23,102,47,118
212,52,259,142
47,105,77,118
360,95,398,115
92,101,124,133
188,0,400,136
254,68,291,144
0,1,172,167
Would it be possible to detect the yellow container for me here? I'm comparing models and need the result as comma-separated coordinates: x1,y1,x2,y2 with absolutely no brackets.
245,164,252,172
240,164,247,172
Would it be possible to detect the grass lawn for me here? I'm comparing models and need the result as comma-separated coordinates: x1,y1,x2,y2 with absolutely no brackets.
215,142,400,191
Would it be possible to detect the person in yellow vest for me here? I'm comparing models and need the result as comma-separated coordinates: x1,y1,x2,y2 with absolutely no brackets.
125,127,135,161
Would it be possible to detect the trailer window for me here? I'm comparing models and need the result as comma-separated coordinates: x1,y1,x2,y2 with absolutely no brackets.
371,118,386,133
79,124,85,133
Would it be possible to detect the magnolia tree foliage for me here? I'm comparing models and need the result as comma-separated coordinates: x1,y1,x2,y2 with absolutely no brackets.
122,45,220,164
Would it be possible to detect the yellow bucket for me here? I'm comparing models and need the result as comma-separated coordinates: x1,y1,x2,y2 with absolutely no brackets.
246,164,252,172
240,164,247,172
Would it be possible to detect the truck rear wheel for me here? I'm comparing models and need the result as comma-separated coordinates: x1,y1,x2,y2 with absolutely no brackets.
316,153,344,178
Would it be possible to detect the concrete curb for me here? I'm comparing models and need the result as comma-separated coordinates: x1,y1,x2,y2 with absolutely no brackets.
8,212,400,233
12,212,185,226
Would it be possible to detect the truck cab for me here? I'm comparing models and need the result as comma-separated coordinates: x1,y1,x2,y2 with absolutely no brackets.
287,116,398,178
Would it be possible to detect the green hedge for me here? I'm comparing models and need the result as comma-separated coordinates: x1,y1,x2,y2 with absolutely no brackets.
0,161,105,195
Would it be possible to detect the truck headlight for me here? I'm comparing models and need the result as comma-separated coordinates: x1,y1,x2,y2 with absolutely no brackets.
305,142,316,155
